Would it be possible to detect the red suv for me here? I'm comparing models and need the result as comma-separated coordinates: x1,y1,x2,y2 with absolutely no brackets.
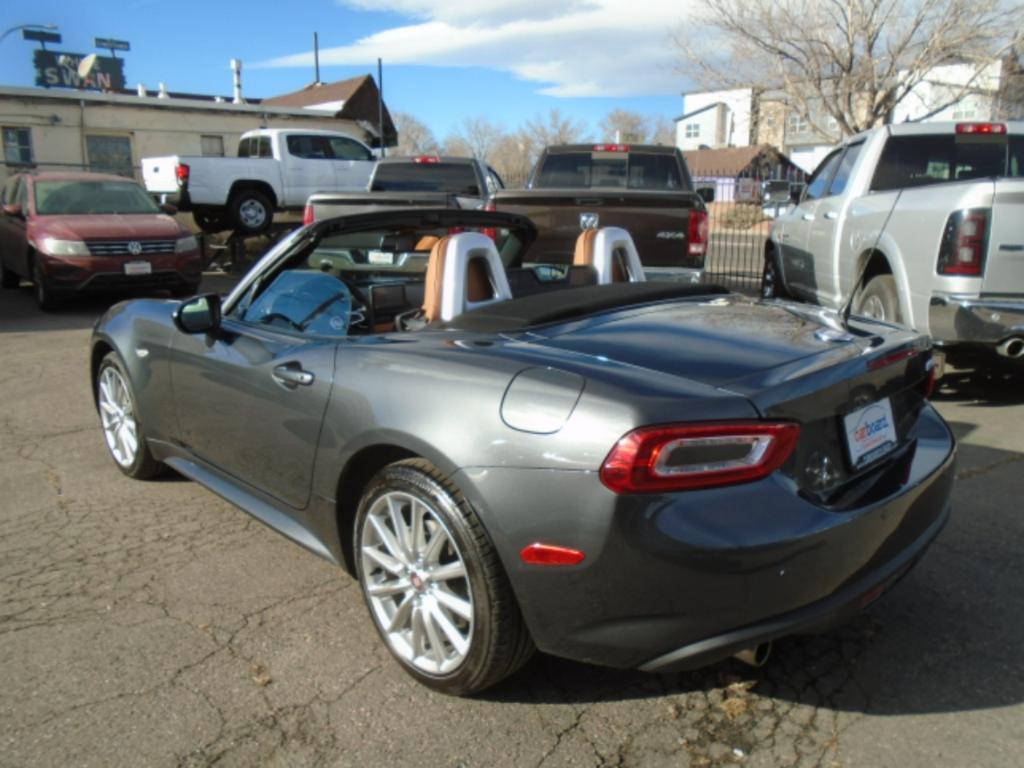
0,171,202,310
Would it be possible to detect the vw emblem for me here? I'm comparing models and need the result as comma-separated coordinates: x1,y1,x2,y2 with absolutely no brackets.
127,241,143,256
805,452,838,492
579,212,599,230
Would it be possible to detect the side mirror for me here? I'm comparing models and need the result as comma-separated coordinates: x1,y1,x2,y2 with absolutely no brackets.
696,187,715,204
2,203,24,218
173,293,221,334
160,203,178,215
789,184,805,205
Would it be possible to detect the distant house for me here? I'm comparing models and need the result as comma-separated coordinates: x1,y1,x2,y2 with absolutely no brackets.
683,145,804,203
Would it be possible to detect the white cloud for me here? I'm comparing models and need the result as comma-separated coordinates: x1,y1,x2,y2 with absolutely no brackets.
256,0,691,98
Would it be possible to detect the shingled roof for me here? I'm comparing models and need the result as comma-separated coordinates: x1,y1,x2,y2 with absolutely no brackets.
263,75,397,148
683,145,800,177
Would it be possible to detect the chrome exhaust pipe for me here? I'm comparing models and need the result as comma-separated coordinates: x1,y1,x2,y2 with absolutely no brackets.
996,337,1024,358
732,641,772,667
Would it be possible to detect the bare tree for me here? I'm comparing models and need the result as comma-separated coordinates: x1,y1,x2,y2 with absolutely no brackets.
489,131,536,188
446,117,505,162
392,111,439,155
599,109,652,142
675,0,1024,138
522,109,590,148
651,116,675,146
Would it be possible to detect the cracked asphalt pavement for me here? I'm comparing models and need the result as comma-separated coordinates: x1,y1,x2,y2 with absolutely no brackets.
2,279,1022,767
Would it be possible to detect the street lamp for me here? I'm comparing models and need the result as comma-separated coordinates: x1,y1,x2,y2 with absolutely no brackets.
0,23,59,45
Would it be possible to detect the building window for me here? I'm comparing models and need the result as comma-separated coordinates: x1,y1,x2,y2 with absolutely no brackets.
86,134,134,177
3,127,33,165
201,135,225,157
685,123,700,138
787,113,809,133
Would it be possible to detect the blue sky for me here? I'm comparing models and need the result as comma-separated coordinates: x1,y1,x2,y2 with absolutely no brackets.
1,1,692,141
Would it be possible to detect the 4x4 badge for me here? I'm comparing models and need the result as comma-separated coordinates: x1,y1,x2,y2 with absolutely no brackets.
579,212,599,230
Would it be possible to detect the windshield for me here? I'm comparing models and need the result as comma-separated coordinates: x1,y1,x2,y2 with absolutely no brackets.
534,151,689,190
35,180,160,215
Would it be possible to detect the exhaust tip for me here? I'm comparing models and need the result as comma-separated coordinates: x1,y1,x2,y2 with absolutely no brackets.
996,337,1024,358
733,641,772,668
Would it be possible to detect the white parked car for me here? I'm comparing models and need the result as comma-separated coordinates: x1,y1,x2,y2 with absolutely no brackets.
141,128,376,235
764,121,1024,367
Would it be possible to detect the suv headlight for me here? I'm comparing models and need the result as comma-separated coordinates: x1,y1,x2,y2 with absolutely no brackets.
40,237,90,256
175,234,198,253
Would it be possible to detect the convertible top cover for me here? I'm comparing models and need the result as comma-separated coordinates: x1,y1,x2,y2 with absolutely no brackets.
438,282,730,332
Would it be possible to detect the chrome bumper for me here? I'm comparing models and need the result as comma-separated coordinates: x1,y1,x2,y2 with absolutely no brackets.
643,267,705,284
928,295,1024,345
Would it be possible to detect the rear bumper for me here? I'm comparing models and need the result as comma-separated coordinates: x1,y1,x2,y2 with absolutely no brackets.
928,294,1024,346
455,403,955,671
643,267,705,284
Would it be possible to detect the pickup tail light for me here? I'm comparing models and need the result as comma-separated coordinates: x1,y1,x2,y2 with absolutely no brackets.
600,422,801,494
481,199,497,241
688,209,709,257
175,163,190,188
955,123,1007,135
937,208,989,276
302,203,314,226
593,144,630,152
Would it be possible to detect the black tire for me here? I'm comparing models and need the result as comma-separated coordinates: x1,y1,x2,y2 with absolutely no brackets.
354,459,534,696
761,249,791,300
1,260,19,289
854,274,903,324
31,255,61,311
228,189,273,235
192,208,227,234
95,352,164,480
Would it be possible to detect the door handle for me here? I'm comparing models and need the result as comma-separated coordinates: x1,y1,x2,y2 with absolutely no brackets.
801,213,815,221
824,211,838,220
272,363,315,387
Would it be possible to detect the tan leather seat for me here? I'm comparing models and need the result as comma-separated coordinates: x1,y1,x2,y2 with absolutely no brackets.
415,235,440,252
421,233,513,324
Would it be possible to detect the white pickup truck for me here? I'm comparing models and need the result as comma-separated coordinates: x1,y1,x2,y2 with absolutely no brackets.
764,121,1024,368
141,128,376,235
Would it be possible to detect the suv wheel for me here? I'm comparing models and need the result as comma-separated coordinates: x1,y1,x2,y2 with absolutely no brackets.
761,251,790,300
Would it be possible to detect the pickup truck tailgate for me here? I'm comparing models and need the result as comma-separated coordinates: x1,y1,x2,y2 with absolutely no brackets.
982,179,1024,294
142,156,181,195
493,190,703,269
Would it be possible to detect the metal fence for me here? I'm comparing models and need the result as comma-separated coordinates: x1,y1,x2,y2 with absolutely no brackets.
695,172,796,296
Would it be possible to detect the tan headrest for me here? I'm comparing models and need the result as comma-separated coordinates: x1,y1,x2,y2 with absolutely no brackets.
573,228,598,267
415,235,440,252
421,236,451,324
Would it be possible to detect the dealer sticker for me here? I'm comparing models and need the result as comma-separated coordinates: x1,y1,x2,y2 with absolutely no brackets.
367,250,393,265
844,398,898,469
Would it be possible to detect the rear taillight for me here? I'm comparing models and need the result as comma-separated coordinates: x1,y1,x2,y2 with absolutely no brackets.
302,203,314,226
175,162,190,187
481,199,497,240
414,155,441,164
937,209,989,276
688,209,709,257
593,144,630,152
955,123,1007,135
600,422,801,494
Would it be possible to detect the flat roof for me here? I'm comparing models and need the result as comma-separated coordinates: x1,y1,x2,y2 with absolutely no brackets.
0,85,356,121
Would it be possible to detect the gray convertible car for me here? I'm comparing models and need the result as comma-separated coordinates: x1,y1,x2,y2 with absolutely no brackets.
90,209,955,695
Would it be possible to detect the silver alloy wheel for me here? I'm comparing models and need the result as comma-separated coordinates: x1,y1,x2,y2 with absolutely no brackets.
97,366,139,468
360,490,474,675
238,198,267,229
860,294,886,320
762,261,776,298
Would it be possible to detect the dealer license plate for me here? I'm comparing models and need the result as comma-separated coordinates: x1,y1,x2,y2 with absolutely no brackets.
843,398,898,469
124,261,152,276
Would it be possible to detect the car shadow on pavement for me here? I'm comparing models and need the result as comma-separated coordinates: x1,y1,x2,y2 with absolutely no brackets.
932,366,1023,406
486,437,1024,720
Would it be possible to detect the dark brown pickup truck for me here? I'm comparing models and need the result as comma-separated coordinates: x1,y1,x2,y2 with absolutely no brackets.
489,144,709,279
